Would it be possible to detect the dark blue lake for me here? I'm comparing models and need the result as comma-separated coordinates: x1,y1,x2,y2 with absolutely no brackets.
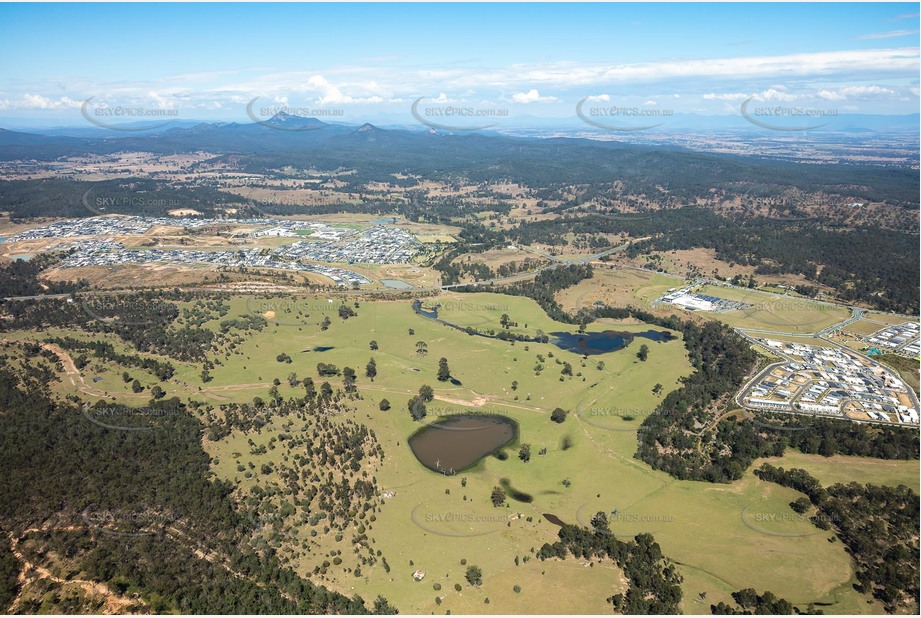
412,300,674,355
549,330,673,355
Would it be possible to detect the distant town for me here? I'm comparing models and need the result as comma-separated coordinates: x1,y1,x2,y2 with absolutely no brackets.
3,215,423,286
741,339,919,426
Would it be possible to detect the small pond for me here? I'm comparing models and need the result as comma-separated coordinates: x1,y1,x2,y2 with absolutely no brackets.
408,414,517,473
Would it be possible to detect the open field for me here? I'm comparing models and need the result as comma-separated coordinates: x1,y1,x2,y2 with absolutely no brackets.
555,267,686,313
841,319,892,337
864,312,919,326
42,262,335,289
6,289,910,614
452,246,545,272
755,451,920,490
694,284,850,334
416,234,457,244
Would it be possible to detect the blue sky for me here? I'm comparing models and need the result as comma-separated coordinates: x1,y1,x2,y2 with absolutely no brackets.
0,2,918,126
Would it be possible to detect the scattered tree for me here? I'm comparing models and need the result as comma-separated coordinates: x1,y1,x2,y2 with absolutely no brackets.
342,367,357,392
465,565,483,587
418,385,434,402
437,357,451,382
408,395,427,421
519,444,531,463
365,358,377,380
637,344,649,361
591,511,609,533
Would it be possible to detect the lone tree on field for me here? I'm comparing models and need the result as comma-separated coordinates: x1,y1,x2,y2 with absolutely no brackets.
342,367,357,392
591,511,610,533
437,357,451,382
416,341,428,356
418,384,434,402
491,486,506,507
550,408,567,423
518,444,531,463
465,565,483,587
379,398,391,411
637,344,649,361
338,304,355,320
365,358,377,380
369,340,379,351
408,395,427,421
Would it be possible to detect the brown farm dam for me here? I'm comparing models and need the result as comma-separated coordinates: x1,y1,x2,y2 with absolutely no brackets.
408,414,518,473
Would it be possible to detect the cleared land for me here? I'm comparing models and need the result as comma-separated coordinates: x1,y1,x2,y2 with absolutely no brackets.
10,289,912,614
555,267,686,313
694,284,850,334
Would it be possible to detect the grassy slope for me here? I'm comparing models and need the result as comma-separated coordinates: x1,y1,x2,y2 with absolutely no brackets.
14,290,915,615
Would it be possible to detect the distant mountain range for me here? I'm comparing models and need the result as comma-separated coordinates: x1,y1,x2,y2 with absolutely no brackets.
0,111,917,208
0,111,917,139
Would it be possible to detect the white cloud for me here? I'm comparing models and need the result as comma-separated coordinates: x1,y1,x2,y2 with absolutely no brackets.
4,46,917,118
703,88,794,102
889,12,920,21
147,90,179,109
305,75,347,105
703,92,748,101
643,99,657,106
817,85,897,100
511,89,556,104
859,29,920,40
19,94,81,110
